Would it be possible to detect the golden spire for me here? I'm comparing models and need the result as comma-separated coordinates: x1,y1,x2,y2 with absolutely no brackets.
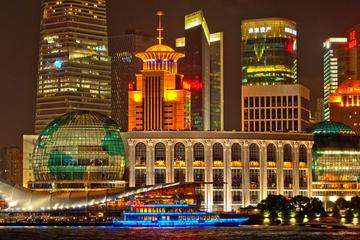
156,11,164,44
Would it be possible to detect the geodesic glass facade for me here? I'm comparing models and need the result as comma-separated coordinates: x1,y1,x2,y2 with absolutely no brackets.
32,111,126,185
309,121,360,182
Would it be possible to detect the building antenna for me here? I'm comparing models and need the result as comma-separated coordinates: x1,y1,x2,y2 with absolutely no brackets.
156,11,164,44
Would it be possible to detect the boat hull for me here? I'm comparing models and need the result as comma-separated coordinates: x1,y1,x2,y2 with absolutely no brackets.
113,218,248,227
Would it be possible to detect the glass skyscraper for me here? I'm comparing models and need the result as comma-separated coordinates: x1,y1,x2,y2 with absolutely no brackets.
35,0,111,134
176,10,224,131
323,38,348,121
241,18,297,85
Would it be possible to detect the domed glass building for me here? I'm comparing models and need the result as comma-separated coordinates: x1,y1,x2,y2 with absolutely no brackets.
308,121,360,207
32,111,126,191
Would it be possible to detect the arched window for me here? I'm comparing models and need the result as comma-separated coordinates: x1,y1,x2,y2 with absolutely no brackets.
249,143,259,167
231,143,242,167
193,143,205,167
213,143,224,167
135,142,146,166
154,142,166,167
299,145,307,168
174,142,185,167
267,144,276,167
283,144,293,168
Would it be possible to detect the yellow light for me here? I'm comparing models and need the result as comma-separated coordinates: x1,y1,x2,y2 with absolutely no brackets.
165,91,178,101
133,92,142,103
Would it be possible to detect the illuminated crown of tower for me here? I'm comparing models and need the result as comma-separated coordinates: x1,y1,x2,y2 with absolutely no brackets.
135,11,185,64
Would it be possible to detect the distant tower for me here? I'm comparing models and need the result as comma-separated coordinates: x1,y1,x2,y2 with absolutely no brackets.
176,10,224,131
35,0,111,134
109,31,155,131
323,38,348,121
241,18,297,85
128,12,191,131
241,18,310,132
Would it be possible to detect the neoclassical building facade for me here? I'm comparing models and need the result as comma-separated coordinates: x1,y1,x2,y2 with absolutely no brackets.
122,131,313,211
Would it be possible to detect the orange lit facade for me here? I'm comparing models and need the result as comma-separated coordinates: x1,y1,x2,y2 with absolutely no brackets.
329,79,360,134
128,44,191,131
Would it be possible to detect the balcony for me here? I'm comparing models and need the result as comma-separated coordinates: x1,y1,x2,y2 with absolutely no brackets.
299,162,307,168
283,161,293,168
231,160,242,167
249,161,260,167
213,160,224,167
267,161,276,168
174,160,186,168
193,160,205,167
154,160,166,167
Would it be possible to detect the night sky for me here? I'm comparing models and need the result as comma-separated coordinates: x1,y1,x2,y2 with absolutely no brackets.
1,0,360,147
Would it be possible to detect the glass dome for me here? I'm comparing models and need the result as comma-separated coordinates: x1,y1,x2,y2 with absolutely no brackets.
32,111,126,184
308,121,356,136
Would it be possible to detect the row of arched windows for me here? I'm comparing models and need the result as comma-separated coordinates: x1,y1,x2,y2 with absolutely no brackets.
134,142,308,168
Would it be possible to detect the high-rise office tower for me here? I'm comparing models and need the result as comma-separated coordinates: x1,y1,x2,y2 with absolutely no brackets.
241,18,297,85
323,38,348,121
109,32,155,131
209,33,224,131
329,79,360,134
242,84,310,132
176,10,224,131
128,12,191,131
35,0,111,134
241,18,310,132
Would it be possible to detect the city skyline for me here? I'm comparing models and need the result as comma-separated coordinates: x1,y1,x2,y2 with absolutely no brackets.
2,0,360,146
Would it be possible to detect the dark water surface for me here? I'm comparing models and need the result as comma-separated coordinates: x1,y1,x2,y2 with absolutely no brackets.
0,226,359,240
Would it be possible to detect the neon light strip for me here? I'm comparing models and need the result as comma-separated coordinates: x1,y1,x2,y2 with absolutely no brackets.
123,212,211,216
131,204,196,208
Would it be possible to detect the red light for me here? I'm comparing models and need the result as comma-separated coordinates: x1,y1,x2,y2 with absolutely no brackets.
349,31,357,49
183,80,202,90
128,82,134,90
287,38,294,52
350,31,356,41
349,40,357,49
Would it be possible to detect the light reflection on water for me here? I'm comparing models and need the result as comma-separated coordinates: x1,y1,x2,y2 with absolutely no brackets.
0,226,359,240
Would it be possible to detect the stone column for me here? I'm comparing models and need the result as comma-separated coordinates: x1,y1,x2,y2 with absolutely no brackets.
185,140,193,182
277,142,284,195
205,140,213,212
224,139,232,212
260,141,267,201
293,142,300,196
165,139,174,183
128,140,135,187
242,141,250,207
146,140,154,185
307,144,313,197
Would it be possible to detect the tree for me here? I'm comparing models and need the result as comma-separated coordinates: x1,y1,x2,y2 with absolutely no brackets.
257,195,294,218
304,197,325,217
335,198,350,210
291,196,310,212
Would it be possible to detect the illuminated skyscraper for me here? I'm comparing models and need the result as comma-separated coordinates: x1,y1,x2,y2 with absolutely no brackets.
323,38,348,121
242,84,310,132
109,32,155,131
176,10,224,131
35,0,111,134
209,33,224,131
241,18,297,85
329,79,360,134
128,12,191,131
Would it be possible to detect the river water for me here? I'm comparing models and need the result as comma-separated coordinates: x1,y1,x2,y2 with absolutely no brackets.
0,226,359,240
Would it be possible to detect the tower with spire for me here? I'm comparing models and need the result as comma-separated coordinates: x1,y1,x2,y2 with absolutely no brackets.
128,12,191,131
